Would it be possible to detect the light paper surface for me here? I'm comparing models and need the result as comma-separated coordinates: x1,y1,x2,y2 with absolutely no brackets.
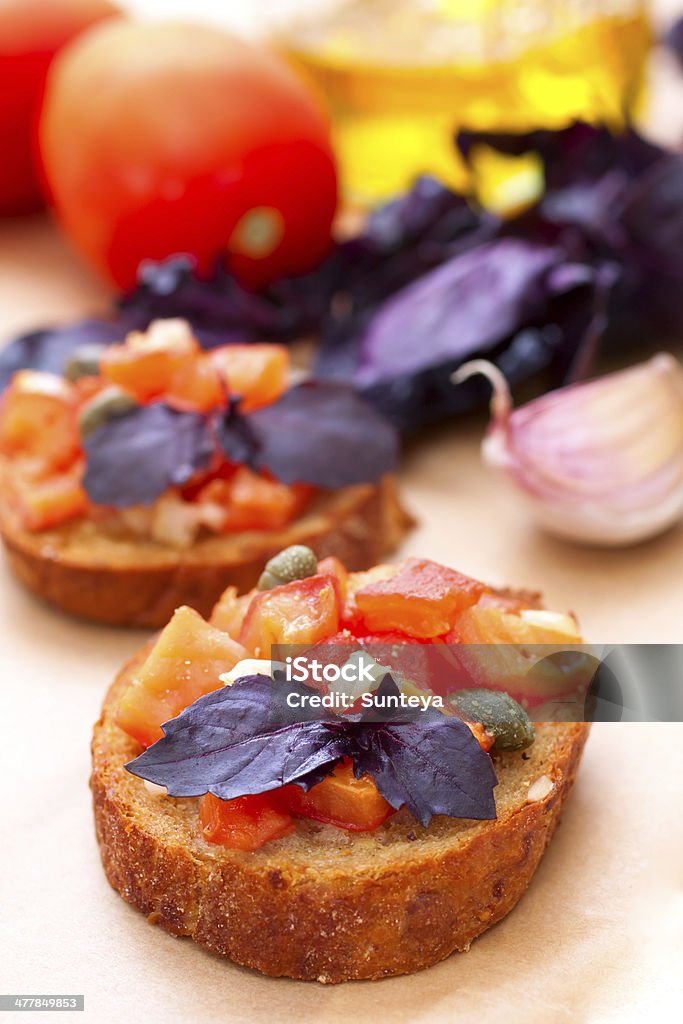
1,183,682,1024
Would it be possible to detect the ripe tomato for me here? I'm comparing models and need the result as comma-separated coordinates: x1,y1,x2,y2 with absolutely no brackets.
197,469,313,534
0,0,121,215
239,574,341,656
198,793,293,852
116,605,246,748
39,20,338,291
0,370,80,472
209,585,257,641
283,760,393,832
8,461,88,531
165,354,224,413
354,558,486,639
209,344,289,411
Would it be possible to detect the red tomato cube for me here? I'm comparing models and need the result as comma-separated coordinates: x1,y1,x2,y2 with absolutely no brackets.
198,792,293,851
354,558,486,638
101,321,198,401
9,462,88,531
283,760,393,832
209,344,289,411
116,605,247,747
0,370,80,472
239,574,341,656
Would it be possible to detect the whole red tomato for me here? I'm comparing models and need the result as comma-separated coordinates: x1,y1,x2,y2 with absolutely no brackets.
0,0,121,215
39,20,338,291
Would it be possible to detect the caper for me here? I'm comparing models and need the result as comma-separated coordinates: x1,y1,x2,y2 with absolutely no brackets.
79,386,139,437
63,344,107,382
257,545,318,590
448,689,535,751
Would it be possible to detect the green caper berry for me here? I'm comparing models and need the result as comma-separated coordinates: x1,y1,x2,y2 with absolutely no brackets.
448,689,535,751
63,344,107,382
257,545,318,590
79,386,139,437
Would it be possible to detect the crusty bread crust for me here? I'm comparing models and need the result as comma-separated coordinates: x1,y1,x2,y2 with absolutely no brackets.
0,475,412,627
91,649,590,982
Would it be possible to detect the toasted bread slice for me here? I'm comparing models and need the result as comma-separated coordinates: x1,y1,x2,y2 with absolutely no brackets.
91,647,590,982
0,475,412,627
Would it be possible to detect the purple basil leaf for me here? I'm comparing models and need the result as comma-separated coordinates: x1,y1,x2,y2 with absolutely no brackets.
457,122,663,193
318,238,605,430
126,675,349,798
217,381,399,487
458,122,664,251
0,319,126,394
126,673,498,826
620,156,683,270
83,403,213,507
351,239,560,389
119,255,327,343
350,718,497,826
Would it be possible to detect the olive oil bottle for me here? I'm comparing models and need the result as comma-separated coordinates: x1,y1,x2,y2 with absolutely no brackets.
278,0,651,205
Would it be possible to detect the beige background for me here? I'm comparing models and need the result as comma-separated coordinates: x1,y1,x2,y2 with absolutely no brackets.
1,1,683,1021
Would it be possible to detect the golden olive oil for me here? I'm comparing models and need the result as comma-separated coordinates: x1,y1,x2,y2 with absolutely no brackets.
279,0,651,205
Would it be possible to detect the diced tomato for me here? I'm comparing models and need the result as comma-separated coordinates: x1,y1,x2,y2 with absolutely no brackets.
198,792,293,851
9,461,88,531
239,574,341,656
178,459,236,502
354,558,486,639
101,321,198,401
116,605,247,747
197,467,313,533
0,371,80,472
210,343,289,411
316,555,348,602
343,563,398,630
209,585,257,640
283,760,393,831
165,354,224,412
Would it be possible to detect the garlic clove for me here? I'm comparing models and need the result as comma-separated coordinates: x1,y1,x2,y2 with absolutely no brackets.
453,354,683,547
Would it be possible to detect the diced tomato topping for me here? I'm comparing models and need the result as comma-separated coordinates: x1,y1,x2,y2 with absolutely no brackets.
239,574,341,656
198,792,294,851
196,467,313,533
210,343,289,411
316,555,348,602
209,585,257,640
8,461,88,531
343,563,398,630
165,353,224,412
0,370,80,472
283,760,393,831
116,605,247,748
100,323,198,402
354,558,486,639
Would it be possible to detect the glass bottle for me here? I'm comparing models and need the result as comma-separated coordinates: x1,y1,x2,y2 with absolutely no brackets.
278,0,652,205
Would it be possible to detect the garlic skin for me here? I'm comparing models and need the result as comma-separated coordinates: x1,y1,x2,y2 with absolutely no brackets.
453,354,683,547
